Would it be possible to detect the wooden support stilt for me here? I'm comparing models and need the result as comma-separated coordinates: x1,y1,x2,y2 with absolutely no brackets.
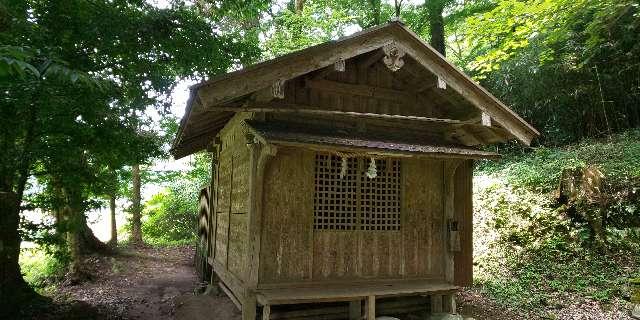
366,295,376,320
430,294,443,313
349,300,362,320
242,295,257,320
262,304,271,320
444,294,456,314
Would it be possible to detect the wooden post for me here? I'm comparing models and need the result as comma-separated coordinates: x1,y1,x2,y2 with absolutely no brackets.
444,160,463,284
366,295,376,320
444,294,456,314
242,294,257,320
262,304,271,320
430,294,443,313
247,138,277,289
349,300,362,320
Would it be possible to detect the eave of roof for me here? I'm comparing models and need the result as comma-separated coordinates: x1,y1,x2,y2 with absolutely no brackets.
244,120,500,160
171,20,538,159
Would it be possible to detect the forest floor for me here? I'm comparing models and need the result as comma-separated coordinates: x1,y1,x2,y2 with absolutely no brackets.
17,245,626,320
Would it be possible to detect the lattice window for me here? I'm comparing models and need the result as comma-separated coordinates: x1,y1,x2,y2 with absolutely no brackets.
313,154,401,231
360,159,401,231
314,154,358,230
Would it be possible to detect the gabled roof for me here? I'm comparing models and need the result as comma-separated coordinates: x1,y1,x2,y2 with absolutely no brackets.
172,21,539,159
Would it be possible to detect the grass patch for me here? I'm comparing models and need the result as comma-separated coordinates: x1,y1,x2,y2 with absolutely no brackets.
20,247,65,291
473,138,640,311
478,129,640,192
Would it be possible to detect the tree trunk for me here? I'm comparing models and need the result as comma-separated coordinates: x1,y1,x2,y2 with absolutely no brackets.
368,0,381,26
295,0,305,13
427,0,446,56
108,195,117,246
130,164,143,246
0,191,33,316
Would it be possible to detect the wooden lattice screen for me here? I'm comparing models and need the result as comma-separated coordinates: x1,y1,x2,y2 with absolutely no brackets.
314,154,401,231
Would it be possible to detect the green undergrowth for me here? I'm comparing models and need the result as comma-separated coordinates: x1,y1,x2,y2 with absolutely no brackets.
478,129,640,192
473,129,640,310
19,247,66,293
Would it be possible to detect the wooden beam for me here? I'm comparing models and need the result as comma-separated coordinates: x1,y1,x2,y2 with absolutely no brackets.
450,127,483,146
358,49,385,71
212,103,470,125
366,296,375,320
305,78,412,103
393,23,539,144
197,26,395,107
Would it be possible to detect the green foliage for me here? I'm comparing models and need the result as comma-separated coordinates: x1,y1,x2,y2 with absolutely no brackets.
456,0,640,143
19,248,66,290
142,153,211,245
262,0,358,57
479,130,640,192
474,131,640,309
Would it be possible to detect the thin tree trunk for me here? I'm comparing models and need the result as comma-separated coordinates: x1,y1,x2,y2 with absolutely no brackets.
108,195,117,246
427,0,446,56
130,164,143,246
295,0,305,13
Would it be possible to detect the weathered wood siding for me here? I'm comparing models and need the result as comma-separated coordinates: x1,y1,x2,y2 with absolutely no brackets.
213,114,252,282
279,59,447,118
454,160,473,286
259,152,447,286
260,149,315,283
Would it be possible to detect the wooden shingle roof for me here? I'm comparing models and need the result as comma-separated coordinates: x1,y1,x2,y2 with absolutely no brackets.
172,21,538,159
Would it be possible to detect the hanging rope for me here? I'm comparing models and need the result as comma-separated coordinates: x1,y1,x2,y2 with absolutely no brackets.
366,157,378,179
330,151,385,179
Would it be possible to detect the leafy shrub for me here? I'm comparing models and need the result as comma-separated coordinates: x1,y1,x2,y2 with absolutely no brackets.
19,247,65,290
141,153,211,246
473,132,640,309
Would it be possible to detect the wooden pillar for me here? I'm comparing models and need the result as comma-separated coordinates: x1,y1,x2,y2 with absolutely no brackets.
242,294,257,320
366,295,376,320
262,304,271,320
430,294,443,313
444,294,456,314
349,300,362,320
247,137,277,289
443,160,463,284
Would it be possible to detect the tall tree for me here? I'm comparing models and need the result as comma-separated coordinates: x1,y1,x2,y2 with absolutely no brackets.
0,0,262,311
426,0,449,56
130,164,143,246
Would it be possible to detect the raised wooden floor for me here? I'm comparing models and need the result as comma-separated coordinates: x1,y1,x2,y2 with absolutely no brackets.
256,280,457,305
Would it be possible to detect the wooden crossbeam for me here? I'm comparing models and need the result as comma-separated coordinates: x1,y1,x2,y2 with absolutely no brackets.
209,102,471,126
305,78,413,103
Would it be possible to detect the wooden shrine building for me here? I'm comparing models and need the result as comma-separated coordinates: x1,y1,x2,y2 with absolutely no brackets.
173,21,538,320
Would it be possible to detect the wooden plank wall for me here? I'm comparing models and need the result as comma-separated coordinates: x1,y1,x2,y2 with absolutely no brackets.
402,158,444,279
281,59,442,118
213,116,251,282
259,152,446,285
453,160,473,286
260,149,315,283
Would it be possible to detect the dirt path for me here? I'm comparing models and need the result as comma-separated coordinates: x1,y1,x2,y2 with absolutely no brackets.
20,245,218,320
20,245,612,320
